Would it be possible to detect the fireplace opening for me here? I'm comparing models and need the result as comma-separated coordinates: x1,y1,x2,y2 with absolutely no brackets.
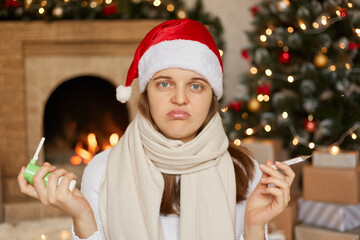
43,76,130,166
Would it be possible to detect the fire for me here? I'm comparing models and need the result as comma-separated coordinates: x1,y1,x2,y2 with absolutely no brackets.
70,133,120,165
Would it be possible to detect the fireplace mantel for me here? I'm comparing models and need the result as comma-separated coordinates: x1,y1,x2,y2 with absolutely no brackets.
0,20,162,216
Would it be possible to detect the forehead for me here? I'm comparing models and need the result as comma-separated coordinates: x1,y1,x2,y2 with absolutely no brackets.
152,68,208,81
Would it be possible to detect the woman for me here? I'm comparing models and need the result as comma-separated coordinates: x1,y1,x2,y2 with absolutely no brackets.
18,19,295,240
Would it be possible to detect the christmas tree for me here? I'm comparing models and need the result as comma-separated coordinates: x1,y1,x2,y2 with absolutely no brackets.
223,0,360,156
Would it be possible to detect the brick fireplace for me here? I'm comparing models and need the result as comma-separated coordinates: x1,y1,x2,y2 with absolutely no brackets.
0,20,161,222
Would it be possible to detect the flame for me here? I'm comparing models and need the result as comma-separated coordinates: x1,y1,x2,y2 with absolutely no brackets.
109,133,119,146
70,133,120,165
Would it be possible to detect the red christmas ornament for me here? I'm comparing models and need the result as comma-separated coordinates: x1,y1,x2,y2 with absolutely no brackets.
304,119,317,133
349,42,360,51
241,49,250,60
340,8,347,17
103,4,118,16
279,50,291,64
256,83,271,95
251,6,259,17
4,0,19,8
227,100,243,112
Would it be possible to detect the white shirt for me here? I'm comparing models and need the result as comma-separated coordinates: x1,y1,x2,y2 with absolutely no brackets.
72,149,268,240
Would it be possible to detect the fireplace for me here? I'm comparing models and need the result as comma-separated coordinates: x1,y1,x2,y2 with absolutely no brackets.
0,20,161,223
43,75,129,166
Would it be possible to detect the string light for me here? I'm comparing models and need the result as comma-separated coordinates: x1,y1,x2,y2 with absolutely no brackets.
277,41,284,47
41,0,47,6
351,133,357,139
336,10,341,16
287,27,294,33
250,67,258,74
339,42,346,49
321,47,327,53
263,95,270,102
105,0,111,4
348,3,353,8
260,35,267,42
221,107,228,113
219,49,224,57
287,75,294,83
257,94,264,102
266,28,272,35
312,22,319,29
177,9,187,19
345,63,351,69
309,142,315,149
330,145,340,155
242,112,248,119
264,125,272,132
234,139,241,146
235,123,241,131
265,69,272,76
282,112,288,119
90,1,97,8
153,0,161,7
321,16,327,25
167,3,174,12
292,136,299,145
329,65,336,71
246,128,254,135
38,7,45,14
299,21,307,30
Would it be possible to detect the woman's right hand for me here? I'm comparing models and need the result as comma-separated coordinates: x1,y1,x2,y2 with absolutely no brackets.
17,162,97,238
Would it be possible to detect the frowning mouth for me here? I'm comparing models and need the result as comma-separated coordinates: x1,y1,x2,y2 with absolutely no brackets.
167,109,191,120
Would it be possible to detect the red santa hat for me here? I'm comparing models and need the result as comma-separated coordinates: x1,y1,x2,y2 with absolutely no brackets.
116,19,223,103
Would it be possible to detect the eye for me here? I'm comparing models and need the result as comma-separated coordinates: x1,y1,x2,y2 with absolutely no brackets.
190,83,203,91
159,82,171,88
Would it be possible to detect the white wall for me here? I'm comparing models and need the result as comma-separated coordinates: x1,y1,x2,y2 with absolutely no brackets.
184,0,263,103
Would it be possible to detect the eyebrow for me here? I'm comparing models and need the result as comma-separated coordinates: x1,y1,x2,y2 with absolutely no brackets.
152,76,208,83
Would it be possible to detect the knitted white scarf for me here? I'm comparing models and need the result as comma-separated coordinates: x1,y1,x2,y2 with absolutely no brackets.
99,113,236,240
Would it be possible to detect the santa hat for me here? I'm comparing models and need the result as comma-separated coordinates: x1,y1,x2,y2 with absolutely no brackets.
116,19,223,103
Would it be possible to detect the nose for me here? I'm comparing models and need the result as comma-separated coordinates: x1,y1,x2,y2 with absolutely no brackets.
171,85,189,105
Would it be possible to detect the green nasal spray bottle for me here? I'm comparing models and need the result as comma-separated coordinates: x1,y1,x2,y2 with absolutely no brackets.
24,137,76,191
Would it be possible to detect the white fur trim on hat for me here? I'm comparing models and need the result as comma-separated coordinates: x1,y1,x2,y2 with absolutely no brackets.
138,40,223,99
116,85,132,103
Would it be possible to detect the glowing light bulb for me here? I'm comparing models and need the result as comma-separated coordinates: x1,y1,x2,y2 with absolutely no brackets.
263,95,270,102
242,112,248,119
287,75,294,83
153,0,161,7
266,28,272,35
339,43,346,49
292,136,299,145
177,9,186,19
330,145,340,155
246,128,254,135
345,63,351,69
287,27,294,33
300,23,306,30
221,107,228,113
38,7,45,14
351,133,357,140
321,16,327,25
348,3,353,8
235,123,241,131
308,142,315,149
336,10,341,16
257,94,264,102
250,67,258,74
264,125,271,132
234,139,241,146
265,69,272,76
282,112,288,118
329,65,336,71
312,22,319,28
219,49,224,56
167,3,174,11
260,35,267,42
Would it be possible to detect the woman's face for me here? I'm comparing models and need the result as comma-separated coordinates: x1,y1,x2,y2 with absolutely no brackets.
147,68,213,142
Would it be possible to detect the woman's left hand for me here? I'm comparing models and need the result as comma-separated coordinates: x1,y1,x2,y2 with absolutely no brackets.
244,160,295,235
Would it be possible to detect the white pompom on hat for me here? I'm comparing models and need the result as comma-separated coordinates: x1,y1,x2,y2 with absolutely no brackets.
116,19,223,103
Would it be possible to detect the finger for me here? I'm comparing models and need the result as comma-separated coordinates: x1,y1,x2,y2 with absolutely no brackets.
58,172,77,192
262,186,286,210
17,166,39,199
47,169,69,194
33,164,56,202
259,163,285,180
261,177,291,203
275,161,296,185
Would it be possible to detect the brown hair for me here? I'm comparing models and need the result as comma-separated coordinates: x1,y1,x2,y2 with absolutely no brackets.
137,90,255,215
